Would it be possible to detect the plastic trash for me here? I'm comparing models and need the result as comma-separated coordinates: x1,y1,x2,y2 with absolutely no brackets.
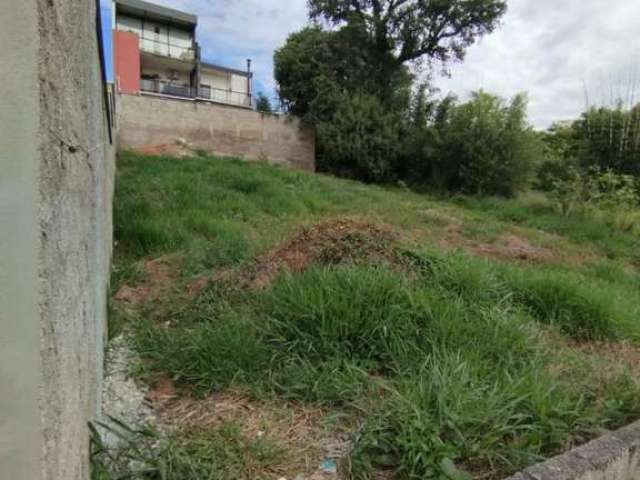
320,458,337,474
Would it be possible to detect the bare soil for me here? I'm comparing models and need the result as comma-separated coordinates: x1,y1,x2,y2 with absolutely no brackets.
114,258,177,306
134,143,194,158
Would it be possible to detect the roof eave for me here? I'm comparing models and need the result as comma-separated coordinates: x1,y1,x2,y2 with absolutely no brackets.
115,0,197,29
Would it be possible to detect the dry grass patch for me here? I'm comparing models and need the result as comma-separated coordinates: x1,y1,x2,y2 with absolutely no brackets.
146,377,350,479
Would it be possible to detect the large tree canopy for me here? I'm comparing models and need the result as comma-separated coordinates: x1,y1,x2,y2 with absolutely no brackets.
308,0,508,66
274,0,513,185
274,26,411,118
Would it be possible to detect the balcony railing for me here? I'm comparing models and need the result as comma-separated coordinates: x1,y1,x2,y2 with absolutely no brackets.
141,79,196,98
199,85,252,108
141,79,252,108
138,35,196,61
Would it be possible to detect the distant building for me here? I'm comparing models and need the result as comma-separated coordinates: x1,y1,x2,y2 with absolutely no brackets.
112,0,253,108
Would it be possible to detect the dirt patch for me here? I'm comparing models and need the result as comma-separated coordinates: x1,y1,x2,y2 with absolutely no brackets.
469,234,556,263
185,275,210,297
147,379,350,479
570,340,640,379
438,221,595,267
134,142,195,158
440,228,560,265
114,258,177,306
544,328,640,386
249,217,399,289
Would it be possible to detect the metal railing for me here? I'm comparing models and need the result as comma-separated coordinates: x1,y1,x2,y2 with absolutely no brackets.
140,79,252,108
138,35,196,61
199,85,252,108
141,79,196,98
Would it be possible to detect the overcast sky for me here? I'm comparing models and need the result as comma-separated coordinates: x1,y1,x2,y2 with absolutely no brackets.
104,0,640,129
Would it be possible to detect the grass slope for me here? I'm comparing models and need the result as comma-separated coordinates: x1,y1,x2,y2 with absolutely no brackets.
101,152,640,480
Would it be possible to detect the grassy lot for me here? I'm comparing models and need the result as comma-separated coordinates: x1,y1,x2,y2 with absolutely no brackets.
100,152,640,480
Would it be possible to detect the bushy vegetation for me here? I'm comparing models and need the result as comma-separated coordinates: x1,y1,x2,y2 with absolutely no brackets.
537,102,640,196
273,2,640,202
274,0,534,195
255,92,274,114
106,153,640,480
574,104,640,176
426,91,540,196
317,93,403,182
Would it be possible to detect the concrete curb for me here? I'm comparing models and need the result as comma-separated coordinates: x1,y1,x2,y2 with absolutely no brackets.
506,421,640,480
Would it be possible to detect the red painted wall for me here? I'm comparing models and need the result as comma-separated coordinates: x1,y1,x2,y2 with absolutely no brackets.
114,31,140,94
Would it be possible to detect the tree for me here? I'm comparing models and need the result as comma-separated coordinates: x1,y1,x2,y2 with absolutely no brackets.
255,92,273,113
573,103,640,176
273,1,510,184
317,93,403,181
274,26,408,120
433,91,539,196
308,0,508,93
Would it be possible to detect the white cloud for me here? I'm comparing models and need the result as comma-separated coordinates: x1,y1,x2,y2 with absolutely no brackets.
434,0,640,128
149,0,309,95
151,0,640,127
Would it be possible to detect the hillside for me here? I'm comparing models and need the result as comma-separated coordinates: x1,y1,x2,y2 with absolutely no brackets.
100,152,640,480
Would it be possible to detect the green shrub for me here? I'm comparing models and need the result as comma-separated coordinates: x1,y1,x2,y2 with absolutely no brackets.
432,91,541,196
317,93,403,182
573,104,640,176
548,168,639,232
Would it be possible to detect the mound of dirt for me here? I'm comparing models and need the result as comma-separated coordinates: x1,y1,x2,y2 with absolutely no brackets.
249,217,399,289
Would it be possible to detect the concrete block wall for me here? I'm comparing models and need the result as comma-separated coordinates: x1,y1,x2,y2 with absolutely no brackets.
0,1,115,479
117,93,316,171
507,420,640,480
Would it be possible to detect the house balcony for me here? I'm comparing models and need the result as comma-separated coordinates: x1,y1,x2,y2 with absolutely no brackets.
138,35,195,61
140,79,252,108
199,85,252,108
140,79,196,98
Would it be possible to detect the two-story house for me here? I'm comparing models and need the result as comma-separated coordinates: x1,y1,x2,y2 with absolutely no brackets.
112,0,253,108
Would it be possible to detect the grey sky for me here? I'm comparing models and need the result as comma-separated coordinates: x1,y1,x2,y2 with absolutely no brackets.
149,0,640,128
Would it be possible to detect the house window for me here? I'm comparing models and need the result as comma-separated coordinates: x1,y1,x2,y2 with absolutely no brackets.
154,26,160,34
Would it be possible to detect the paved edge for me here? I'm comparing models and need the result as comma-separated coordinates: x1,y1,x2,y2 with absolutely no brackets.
506,421,640,480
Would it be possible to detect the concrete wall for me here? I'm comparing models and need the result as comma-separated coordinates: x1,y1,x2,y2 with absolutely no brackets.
0,1,115,479
117,93,315,171
508,420,640,480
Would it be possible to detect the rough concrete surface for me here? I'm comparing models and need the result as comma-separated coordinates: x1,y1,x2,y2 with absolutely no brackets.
0,0,115,479
117,93,316,171
507,421,640,480
0,1,42,479
38,0,115,478
101,337,155,447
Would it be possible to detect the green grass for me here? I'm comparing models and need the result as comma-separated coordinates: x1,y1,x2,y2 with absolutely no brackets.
449,194,640,263
106,152,640,480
